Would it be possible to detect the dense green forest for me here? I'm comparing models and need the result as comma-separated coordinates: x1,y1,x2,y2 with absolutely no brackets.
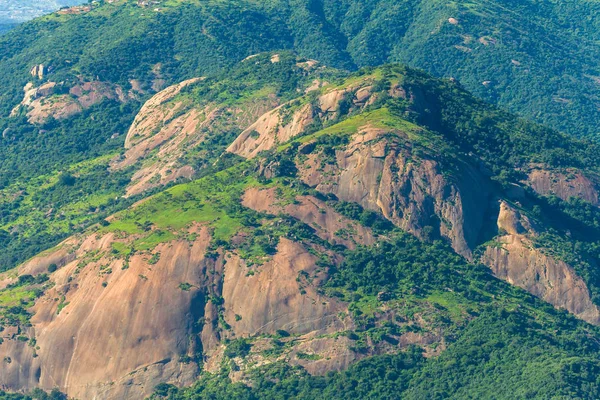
0,0,598,137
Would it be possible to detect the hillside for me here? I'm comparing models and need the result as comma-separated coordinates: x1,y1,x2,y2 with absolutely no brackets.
1,0,600,398
2,59,600,398
0,0,598,139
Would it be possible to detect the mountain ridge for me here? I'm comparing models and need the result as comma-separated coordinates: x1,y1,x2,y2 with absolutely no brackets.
1,0,600,398
2,58,600,398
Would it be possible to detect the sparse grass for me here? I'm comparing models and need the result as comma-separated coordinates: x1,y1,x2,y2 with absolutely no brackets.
103,162,260,250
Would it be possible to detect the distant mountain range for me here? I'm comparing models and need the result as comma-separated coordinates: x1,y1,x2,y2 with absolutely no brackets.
0,0,81,23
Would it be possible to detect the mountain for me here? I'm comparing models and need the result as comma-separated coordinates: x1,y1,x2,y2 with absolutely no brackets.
1,0,600,398
0,0,599,139
2,55,600,399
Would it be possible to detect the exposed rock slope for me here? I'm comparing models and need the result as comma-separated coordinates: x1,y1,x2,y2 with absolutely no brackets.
482,202,600,324
4,64,600,399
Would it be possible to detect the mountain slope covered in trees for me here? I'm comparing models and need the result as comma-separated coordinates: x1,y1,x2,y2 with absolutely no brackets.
0,0,598,137
1,0,600,398
1,57,600,399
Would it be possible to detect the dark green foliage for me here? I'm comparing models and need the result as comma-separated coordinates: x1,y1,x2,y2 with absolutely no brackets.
57,172,75,187
382,65,600,183
332,201,394,232
0,163,135,271
1,0,599,137
224,338,252,359
0,100,137,185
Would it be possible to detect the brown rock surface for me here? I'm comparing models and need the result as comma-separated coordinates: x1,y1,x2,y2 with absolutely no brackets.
222,238,347,336
526,167,599,206
11,79,130,124
0,228,213,399
298,128,490,259
242,187,376,248
482,201,600,325
227,102,315,159
123,78,203,149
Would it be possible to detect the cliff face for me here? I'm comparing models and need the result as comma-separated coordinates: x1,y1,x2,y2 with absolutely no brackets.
0,152,457,398
482,202,600,324
111,78,206,196
0,228,211,399
0,225,348,398
297,128,490,260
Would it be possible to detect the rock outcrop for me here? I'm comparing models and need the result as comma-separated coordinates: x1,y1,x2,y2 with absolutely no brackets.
482,201,600,325
242,187,376,249
0,229,212,399
526,167,600,206
297,127,490,259
227,102,315,158
227,78,380,160
113,77,281,196
223,74,600,329
222,238,347,337
11,79,130,125
0,221,357,398
30,64,45,79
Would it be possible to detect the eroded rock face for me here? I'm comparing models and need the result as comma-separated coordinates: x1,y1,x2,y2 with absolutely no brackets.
226,82,600,328
0,223,358,398
0,229,213,399
482,201,600,325
298,128,490,259
222,238,347,336
242,187,376,249
526,167,600,206
123,78,203,150
227,102,315,158
113,77,281,196
10,79,130,125
227,79,381,160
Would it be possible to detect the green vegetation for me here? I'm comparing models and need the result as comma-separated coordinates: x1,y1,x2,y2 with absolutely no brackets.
0,274,50,326
1,5,600,395
0,52,335,272
1,0,599,139
0,388,66,400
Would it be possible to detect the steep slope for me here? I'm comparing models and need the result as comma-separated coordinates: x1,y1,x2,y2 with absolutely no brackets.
223,64,600,323
2,63,600,399
0,53,338,272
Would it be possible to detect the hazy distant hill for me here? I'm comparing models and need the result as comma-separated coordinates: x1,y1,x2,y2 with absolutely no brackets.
0,22,16,34
0,0,81,23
